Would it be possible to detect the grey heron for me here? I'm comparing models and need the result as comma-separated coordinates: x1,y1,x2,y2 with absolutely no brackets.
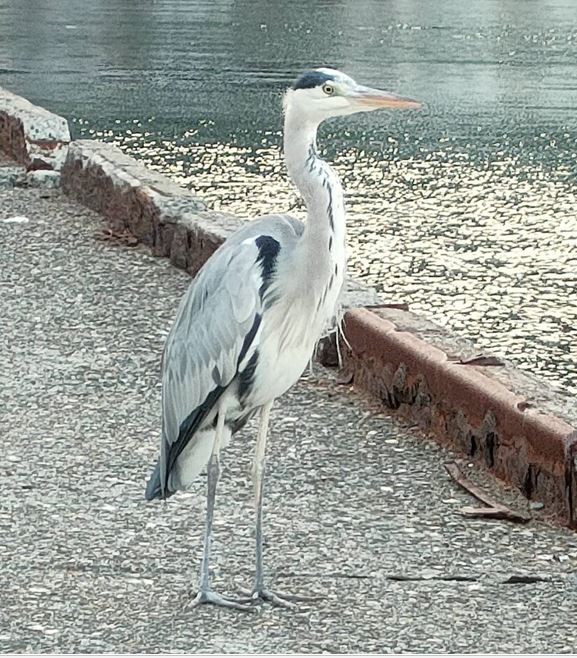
145,67,420,610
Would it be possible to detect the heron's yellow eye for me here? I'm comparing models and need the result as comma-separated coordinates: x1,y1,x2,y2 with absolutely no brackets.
322,83,334,96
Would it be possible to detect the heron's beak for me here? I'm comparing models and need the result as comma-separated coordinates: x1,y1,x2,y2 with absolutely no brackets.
351,85,422,110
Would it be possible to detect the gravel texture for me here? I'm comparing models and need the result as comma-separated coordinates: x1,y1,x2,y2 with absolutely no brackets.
1,187,577,653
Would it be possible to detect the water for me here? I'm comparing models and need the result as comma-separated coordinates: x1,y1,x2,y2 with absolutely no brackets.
1,0,576,395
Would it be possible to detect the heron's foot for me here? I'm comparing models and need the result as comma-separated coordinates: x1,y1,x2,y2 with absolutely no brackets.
189,588,255,612
239,587,319,609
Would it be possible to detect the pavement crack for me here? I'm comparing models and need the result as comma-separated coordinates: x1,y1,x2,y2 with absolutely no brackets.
50,562,179,577
502,575,551,584
278,571,479,582
387,574,479,583
278,572,561,586
277,571,371,580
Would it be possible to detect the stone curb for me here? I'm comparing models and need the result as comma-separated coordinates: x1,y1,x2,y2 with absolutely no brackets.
2,87,576,526
0,87,70,171
335,308,577,527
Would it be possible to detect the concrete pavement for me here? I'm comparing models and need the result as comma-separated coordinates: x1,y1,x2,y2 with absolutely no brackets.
1,186,577,653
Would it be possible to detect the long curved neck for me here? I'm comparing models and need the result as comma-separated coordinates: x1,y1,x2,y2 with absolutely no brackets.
283,110,346,280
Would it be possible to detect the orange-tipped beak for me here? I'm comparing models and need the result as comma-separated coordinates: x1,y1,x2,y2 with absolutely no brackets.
352,86,422,110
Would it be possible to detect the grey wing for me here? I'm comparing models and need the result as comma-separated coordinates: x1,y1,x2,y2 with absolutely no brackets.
155,238,267,497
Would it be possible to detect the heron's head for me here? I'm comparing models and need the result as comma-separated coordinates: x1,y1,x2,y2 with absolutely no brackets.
284,67,421,124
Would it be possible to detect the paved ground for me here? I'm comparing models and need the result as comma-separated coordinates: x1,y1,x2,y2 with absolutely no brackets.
1,185,577,653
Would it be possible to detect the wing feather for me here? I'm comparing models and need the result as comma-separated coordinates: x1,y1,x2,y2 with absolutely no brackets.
145,213,304,500
156,238,266,495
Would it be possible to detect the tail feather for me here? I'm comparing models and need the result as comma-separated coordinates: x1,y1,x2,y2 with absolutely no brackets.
145,461,174,501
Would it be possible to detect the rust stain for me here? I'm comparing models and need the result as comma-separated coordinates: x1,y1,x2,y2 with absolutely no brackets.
340,307,577,528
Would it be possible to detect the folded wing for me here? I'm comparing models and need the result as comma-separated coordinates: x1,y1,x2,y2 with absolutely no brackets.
148,237,269,499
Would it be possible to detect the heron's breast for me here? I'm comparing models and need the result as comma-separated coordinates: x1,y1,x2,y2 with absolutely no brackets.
244,283,340,408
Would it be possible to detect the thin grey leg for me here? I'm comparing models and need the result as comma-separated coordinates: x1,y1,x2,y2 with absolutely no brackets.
253,400,273,593
241,401,318,608
191,404,253,611
197,450,220,591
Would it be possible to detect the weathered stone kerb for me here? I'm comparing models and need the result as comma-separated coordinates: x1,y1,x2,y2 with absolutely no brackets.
61,140,231,277
0,87,70,171
334,308,577,527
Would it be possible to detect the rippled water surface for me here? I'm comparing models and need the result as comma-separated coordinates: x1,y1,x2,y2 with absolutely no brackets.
1,0,576,394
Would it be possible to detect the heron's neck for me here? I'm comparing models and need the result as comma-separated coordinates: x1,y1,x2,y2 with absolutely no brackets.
283,112,346,274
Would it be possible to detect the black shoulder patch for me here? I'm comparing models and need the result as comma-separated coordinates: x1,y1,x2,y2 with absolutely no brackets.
238,313,262,365
293,70,335,90
238,350,259,402
255,235,280,298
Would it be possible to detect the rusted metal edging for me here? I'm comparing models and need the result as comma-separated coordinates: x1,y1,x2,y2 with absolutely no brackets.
336,308,577,527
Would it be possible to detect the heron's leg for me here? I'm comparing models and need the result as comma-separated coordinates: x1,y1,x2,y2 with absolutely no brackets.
240,402,315,608
191,405,253,611
253,400,273,593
